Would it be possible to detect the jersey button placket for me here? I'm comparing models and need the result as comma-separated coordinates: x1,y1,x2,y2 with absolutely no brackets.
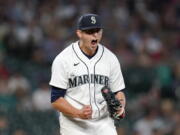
90,62,101,119
87,63,94,118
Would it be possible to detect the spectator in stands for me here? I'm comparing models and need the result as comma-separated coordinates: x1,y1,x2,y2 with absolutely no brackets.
12,129,28,135
32,82,52,111
133,107,164,135
7,72,32,111
0,116,9,135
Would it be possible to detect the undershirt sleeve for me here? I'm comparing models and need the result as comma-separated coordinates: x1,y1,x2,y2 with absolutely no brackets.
51,86,67,103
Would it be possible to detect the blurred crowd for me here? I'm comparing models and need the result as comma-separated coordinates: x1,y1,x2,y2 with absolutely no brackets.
0,0,179,135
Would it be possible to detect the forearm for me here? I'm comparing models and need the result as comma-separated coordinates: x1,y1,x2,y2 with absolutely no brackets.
115,91,126,108
51,97,80,118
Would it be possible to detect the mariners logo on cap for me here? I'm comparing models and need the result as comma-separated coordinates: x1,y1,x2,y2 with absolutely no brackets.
77,14,102,30
91,16,96,24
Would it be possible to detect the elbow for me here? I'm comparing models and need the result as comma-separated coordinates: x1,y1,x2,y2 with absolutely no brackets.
51,97,64,110
51,102,57,109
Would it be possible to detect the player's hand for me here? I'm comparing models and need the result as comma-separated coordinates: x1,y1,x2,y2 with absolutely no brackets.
78,105,92,119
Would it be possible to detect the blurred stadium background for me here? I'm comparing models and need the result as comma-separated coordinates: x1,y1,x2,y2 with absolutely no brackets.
0,0,179,135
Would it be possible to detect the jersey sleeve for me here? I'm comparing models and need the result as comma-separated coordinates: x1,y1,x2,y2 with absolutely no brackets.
109,55,125,92
49,56,68,89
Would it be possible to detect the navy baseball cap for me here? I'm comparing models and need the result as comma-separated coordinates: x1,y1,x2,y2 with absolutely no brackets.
77,14,103,30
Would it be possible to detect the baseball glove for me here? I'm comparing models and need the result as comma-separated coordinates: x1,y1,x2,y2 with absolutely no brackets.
101,86,125,120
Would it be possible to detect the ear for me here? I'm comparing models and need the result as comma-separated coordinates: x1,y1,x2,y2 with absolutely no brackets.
76,30,82,38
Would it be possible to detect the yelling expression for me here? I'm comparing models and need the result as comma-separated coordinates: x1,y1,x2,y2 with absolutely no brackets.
76,28,103,56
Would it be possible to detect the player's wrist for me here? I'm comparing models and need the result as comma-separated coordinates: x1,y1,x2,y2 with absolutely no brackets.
73,109,81,118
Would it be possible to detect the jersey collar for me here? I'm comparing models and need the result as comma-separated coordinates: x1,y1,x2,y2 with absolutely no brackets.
78,41,99,59
73,41,104,64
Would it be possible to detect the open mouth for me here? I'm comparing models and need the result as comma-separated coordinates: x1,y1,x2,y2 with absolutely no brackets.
91,39,98,45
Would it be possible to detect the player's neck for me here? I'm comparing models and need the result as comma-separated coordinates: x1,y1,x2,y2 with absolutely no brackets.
79,41,97,56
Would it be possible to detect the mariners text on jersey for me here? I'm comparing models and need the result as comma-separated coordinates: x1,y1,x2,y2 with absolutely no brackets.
68,74,109,88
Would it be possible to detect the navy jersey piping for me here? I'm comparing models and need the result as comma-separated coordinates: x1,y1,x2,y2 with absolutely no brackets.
72,44,92,107
94,46,104,118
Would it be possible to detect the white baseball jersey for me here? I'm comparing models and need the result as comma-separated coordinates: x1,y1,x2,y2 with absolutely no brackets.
49,41,125,135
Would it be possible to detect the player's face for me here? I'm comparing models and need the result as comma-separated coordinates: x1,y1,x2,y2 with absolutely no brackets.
76,28,103,55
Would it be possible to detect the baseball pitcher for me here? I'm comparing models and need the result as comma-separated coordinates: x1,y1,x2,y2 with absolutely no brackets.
49,13,126,135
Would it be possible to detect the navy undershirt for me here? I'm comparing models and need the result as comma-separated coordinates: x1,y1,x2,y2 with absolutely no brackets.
51,86,66,103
